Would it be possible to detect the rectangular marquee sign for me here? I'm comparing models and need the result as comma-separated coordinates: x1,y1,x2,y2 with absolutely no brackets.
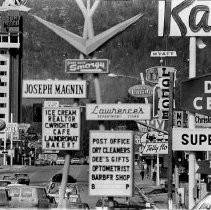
42,107,80,150
150,51,177,57
86,104,151,120
158,0,211,36
65,59,109,73
22,80,87,98
172,128,211,151
89,130,134,197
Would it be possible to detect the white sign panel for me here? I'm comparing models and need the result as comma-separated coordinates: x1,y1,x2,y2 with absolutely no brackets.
89,131,133,197
86,104,151,120
44,101,59,108
150,51,177,57
142,143,168,155
173,128,211,151
22,80,87,98
42,107,80,150
158,0,211,36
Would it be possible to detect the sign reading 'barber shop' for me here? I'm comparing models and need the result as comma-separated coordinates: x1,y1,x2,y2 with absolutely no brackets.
158,0,211,36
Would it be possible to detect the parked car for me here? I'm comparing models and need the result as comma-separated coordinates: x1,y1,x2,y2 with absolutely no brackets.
0,180,12,187
66,201,89,210
56,157,65,165
0,187,11,207
14,173,30,185
47,182,81,204
70,158,80,165
6,184,56,208
192,193,211,210
50,173,77,183
3,176,18,184
35,159,45,166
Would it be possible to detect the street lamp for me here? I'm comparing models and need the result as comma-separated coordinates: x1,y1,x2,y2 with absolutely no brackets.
108,73,141,80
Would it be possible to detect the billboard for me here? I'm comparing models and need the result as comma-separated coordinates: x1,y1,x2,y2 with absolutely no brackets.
42,107,80,150
86,104,151,120
89,130,134,197
22,80,87,98
173,128,211,151
65,59,109,73
158,0,211,36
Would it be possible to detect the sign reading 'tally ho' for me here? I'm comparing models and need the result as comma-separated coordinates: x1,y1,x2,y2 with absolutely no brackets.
86,104,151,120
158,0,211,36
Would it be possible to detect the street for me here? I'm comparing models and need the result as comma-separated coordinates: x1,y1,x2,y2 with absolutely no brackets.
0,165,165,209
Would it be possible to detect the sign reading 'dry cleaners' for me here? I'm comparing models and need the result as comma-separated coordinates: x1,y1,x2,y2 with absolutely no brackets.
42,107,80,150
86,104,151,120
158,0,211,36
65,59,109,73
180,74,211,116
172,128,211,151
89,131,133,197
22,80,87,98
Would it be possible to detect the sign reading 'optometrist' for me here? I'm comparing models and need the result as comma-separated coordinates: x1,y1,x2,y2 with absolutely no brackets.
158,0,211,36
86,104,151,120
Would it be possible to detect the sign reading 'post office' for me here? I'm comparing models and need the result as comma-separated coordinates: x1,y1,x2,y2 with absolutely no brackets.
181,74,211,116
172,128,211,151
158,0,211,36
22,80,87,98
86,104,151,120
42,107,80,150
65,59,109,73
89,131,133,197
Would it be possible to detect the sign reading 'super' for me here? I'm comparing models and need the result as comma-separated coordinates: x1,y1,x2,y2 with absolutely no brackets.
159,0,211,36
180,74,211,116
42,107,80,150
89,131,133,197
173,128,211,151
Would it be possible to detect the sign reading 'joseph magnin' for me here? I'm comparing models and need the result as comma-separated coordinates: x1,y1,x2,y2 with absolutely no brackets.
22,80,87,98
159,0,211,36
89,130,133,197
86,104,151,120
42,107,80,150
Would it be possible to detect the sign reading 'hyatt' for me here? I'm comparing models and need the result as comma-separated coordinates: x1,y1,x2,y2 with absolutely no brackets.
180,74,211,116
159,0,211,36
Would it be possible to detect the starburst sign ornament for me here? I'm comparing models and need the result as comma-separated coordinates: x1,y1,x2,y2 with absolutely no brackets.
0,0,30,12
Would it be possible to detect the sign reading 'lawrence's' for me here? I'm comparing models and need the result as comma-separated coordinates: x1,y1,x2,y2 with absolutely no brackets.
180,74,211,116
42,107,80,150
89,131,133,197
159,0,211,36
86,104,151,120
22,80,87,98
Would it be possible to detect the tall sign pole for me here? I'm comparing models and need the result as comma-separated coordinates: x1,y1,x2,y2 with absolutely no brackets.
188,37,196,209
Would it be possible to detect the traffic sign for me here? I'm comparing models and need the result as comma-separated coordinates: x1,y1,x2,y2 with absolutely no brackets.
180,74,211,116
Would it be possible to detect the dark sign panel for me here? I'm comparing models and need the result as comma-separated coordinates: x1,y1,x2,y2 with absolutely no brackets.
65,59,109,73
196,160,211,174
0,11,20,33
180,74,211,116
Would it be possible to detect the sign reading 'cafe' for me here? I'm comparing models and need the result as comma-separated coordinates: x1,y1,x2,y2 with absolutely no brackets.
159,0,211,36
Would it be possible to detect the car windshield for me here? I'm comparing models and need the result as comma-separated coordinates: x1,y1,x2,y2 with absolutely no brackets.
0,181,10,187
48,182,77,195
3,176,16,181
15,174,28,177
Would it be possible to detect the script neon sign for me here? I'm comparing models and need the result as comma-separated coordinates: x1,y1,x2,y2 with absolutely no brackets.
159,0,211,36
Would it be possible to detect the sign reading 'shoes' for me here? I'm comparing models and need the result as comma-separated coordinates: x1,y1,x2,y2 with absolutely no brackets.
89,130,133,197
86,104,151,120
42,107,80,150
22,80,87,98
158,0,211,36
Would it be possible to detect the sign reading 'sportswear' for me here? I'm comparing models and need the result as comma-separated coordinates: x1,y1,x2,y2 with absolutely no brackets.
42,107,80,150
22,80,87,98
89,130,133,197
172,128,211,151
86,104,151,120
159,0,211,36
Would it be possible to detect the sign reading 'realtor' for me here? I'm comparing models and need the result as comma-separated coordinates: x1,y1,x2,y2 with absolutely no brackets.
42,107,80,150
